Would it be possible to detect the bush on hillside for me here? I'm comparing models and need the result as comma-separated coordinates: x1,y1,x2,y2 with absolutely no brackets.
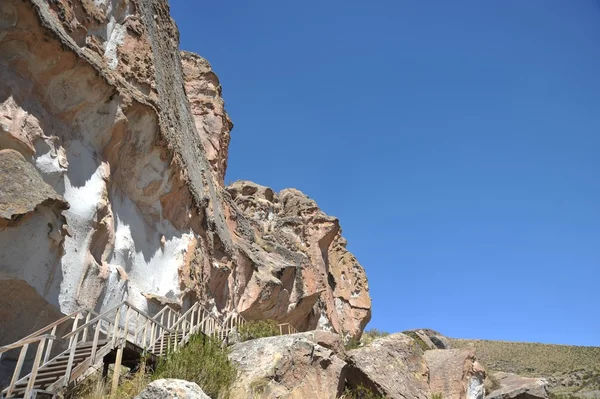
342,384,387,399
153,334,237,399
238,319,280,341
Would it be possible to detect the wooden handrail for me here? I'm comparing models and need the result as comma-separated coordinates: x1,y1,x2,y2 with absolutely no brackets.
0,334,57,354
3,308,85,346
62,301,173,340
1,300,250,398
277,323,299,335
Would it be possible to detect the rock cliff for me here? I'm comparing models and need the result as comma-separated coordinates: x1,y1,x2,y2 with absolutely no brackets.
0,0,371,347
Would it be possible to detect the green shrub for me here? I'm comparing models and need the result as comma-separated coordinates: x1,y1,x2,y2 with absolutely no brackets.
238,320,280,341
345,336,362,350
343,384,386,399
153,334,237,399
432,394,443,399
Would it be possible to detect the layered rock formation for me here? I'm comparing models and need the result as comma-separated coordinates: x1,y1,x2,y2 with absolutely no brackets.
0,0,371,351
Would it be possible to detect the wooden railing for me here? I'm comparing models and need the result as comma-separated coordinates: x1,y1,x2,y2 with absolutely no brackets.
0,301,251,398
278,323,299,335
0,307,88,398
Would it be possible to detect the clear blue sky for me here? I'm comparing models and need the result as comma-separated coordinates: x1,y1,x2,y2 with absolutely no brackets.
171,0,600,346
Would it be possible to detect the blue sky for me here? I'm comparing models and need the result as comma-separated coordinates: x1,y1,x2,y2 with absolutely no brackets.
170,0,600,346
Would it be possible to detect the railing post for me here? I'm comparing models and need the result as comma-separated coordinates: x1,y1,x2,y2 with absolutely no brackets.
190,308,196,334
111,345,124,395
150,324,156,352
24,337,46,398
63,331,80,387
69,314,80,347
43,325,58,365
135,312,141,343
159,327,165,356
91,320,102,363
6,343,29,397
122,306,132,344
82,311,91,342
112,307,121,347
142,319,149,350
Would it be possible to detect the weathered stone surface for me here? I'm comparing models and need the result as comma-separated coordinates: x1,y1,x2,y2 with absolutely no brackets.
405,328,452,350
134,379,210,399
229,334,347,399
0,149,67,227
346,333,430,399
425,348,486,399
487,372,549,399
182,51,232,185
227,181,371,339
0,0,371,347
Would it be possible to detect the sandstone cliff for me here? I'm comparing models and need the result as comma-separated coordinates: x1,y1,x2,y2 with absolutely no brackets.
0,0,371,347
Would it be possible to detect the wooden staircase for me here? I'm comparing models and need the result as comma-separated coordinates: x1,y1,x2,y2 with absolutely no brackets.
0,301,246,399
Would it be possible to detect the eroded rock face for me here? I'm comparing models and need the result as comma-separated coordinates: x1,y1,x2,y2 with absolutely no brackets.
135,379,210,399
226,181,371,339
346,333,430,399
181,51,232,185
0,0,371,344
425,348,486,399
487,372,549,399
229,334,347,399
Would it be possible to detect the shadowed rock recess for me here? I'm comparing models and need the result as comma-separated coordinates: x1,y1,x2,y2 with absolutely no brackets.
0,0,371,351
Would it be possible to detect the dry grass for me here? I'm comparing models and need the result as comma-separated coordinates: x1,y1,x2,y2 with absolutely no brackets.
451,339,600,376
451,339,600,398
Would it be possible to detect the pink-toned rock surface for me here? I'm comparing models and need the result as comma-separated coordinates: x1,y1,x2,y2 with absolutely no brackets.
225,181,371,338
0,0,371,350
181,51,232,185
346,333,430,399
425,348,486,399
229,334,348,399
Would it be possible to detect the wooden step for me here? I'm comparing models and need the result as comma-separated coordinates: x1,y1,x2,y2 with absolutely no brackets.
14,374,61,388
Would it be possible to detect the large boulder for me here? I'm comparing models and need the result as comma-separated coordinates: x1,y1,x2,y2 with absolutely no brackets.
228,334,347,399
134,379,210,399
345,333,430,399
425,348,486,399
486,372,549,399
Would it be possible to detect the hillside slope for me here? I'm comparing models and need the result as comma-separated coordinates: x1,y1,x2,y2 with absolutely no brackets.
451,339,600,399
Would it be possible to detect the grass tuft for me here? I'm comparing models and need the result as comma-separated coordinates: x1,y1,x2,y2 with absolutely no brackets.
342,384,387,399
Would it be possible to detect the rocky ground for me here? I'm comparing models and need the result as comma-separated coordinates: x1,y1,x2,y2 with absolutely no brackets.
133,329,595,399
